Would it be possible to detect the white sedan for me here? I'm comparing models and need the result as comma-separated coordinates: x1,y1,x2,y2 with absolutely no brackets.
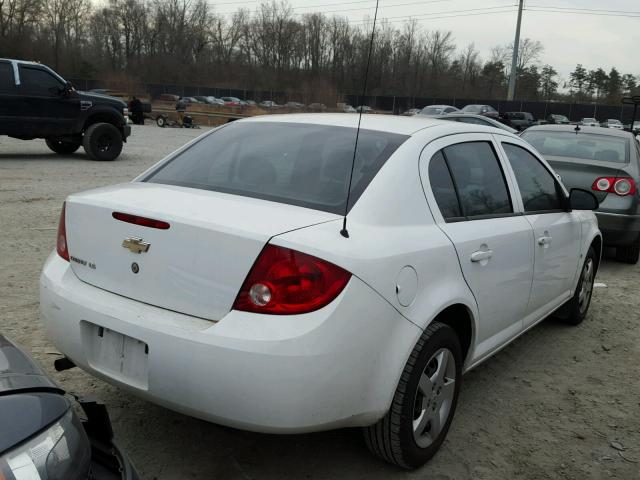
40,114,601,468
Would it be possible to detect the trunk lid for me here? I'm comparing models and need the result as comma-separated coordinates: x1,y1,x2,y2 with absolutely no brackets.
65,183,338,321
545,155,629,202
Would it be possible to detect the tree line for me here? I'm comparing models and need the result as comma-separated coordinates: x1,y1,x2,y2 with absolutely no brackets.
1,0,637,104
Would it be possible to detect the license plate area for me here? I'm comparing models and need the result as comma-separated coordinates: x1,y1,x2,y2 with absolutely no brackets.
82,321,149,390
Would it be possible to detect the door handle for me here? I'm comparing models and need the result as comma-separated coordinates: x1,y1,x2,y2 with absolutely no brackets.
538,236,553,246
470,250,493,262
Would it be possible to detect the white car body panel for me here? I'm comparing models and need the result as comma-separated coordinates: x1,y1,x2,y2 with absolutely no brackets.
40,114,602,433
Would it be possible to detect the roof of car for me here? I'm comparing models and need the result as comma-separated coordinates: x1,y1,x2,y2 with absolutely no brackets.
0,58,41,66
241,113,517,136
525,124,633,138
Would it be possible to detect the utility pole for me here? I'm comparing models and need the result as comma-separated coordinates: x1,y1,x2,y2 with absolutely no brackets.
507,0,524,101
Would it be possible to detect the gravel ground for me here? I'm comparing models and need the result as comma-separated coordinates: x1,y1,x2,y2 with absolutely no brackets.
1,125,639,480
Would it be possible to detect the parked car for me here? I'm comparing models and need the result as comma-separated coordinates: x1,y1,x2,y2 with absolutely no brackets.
307,102,327,111
284,101,305,109
522,125,639,262
0,334,140,479
403,108,421,116
460,104,499,119
183,96,201,104
41,113,601,469
502,111,536,131
221,96,243,106
603,119,624,130
0,58,131,161
356,105,373,113
205,96,225,105
342,104,357,113
244,99,257,106
580,117,600,127
158,93,180,102
419,105,459,116
434,113,518,134
259,100,280,108
547,114,570,124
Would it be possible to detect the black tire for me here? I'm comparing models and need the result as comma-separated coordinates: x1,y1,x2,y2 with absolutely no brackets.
616,235,640,264
363,322,462,469
156,115,166,127
83,123,123,161
562,246,597,325
45,138,81,154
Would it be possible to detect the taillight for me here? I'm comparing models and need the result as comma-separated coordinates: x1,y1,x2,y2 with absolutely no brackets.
233,245,351,315
57,202,70,261
592,177,637,196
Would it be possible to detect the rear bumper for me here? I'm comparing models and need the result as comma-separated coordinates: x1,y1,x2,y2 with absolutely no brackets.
596,211,640,246
40,253,420,433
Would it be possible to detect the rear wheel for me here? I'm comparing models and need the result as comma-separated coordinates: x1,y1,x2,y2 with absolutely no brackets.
45,138,81,155
562,246,596,325
363,322,462,469
616,235,640,264
83,123,123,161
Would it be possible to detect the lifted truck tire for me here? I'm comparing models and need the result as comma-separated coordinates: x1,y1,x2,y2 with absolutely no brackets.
83,123,123,161
616,234,640,264
45,138,81,154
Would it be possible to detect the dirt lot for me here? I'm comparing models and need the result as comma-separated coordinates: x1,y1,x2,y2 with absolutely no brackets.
1,125,639,480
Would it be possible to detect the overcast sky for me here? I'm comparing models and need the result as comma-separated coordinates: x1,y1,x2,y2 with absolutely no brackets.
210,0,640,81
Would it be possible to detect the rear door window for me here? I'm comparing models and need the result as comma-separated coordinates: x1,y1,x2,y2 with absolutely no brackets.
502,143,565,212
428,151,462,220
0,62,15,94
429,141,513,220
144,122,408,214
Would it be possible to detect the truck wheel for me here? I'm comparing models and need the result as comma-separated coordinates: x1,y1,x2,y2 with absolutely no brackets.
363,322,462,469
616,235,640,264
83,123,123,161
45,138,81,155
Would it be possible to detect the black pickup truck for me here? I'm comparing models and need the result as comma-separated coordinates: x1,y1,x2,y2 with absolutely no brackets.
0,59,131,161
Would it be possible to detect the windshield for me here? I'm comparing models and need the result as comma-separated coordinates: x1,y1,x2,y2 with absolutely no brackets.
421,106,444,115
522,130,629,163
144,122,408,214
462,105,482,113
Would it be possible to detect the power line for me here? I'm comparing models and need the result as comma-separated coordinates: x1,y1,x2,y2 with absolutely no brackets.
213,0,452,15
346,6,517,25
527,5,640,15
525,7,640,18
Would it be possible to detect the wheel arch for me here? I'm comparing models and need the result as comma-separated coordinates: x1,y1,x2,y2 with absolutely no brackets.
590,233,603,273
82,109,123,132
428,303,476,367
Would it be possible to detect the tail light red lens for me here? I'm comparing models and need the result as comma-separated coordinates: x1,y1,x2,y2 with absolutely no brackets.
592,177,636,196
233,245,351,315
57,202,70,261
112,212,170,229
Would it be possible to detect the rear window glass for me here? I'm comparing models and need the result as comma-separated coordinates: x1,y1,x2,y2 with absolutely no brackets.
522,130,629,164
421,106,444,115
144,122,408,214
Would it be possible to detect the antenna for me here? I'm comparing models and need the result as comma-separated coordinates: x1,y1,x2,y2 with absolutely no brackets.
340,0,380,239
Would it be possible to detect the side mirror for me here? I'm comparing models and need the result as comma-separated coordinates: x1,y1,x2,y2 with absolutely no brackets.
569,188,599,210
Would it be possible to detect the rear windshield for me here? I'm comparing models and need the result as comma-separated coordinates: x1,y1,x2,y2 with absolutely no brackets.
522,130,629,163
144,122,408,214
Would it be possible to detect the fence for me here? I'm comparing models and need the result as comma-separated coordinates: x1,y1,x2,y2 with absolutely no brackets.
68,78,636,123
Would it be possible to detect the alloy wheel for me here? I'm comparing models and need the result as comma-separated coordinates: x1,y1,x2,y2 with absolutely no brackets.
412,348,456,448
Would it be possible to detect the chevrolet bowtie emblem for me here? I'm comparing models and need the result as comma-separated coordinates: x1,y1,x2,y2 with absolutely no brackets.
122,237,150,254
